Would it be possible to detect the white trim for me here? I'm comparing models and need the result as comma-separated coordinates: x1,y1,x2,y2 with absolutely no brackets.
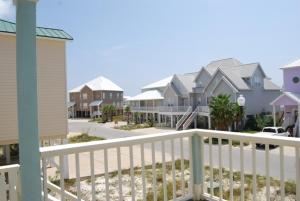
270,92,300,106
211,76,238,95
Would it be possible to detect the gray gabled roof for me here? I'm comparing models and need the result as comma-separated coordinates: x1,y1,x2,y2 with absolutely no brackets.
263,78,281,90
205,58,242,75
175,72,197,93
218,68,250,90
226,63,263,78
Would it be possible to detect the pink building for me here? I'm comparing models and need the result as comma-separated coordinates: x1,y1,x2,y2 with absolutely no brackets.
271,59,300,137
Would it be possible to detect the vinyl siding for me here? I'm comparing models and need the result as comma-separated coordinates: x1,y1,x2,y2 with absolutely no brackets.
0,34,68,145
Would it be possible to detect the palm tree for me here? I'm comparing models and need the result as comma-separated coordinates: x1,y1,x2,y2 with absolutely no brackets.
102,104,116,122
124,106,131,125
209,94,235,130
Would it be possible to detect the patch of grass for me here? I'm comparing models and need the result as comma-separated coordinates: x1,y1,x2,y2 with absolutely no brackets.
68,133,105,143
115,123,152,131
89,117,106,123
241,130,258,134
203,137,249,147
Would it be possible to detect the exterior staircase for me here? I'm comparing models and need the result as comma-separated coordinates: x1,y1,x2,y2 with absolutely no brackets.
183,107,199,130
176,106,192,130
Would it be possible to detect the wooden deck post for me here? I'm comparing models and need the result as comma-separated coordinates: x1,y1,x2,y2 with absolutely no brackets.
191,134,204,200
15,0,42,200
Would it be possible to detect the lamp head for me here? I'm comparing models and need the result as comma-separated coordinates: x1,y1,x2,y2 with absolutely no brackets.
237,94,246,107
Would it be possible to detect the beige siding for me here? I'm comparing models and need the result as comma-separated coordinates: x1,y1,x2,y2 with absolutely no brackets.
0,34,67,145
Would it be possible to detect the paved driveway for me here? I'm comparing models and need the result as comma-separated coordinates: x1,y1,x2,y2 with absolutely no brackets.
68,120,297,181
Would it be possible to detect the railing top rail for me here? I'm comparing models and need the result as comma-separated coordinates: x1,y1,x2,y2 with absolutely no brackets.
0,164,20,171
196,129,300,147
40,128,300,157
40,130,195,157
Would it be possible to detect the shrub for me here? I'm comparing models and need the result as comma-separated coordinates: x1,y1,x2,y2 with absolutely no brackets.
68,133,105,143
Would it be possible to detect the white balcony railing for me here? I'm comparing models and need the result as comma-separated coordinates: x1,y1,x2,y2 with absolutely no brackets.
0,164,20,201
3,129,300,200
130,105,190,113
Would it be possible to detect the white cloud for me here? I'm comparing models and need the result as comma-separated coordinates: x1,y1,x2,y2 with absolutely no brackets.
0,0,14,19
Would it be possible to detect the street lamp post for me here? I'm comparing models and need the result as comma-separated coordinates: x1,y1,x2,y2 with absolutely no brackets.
237,94,246,131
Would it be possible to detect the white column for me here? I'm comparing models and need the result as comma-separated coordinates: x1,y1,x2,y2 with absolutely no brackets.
98,105,100,117
62,138,70,179
273,105,276,127
171,115,174,128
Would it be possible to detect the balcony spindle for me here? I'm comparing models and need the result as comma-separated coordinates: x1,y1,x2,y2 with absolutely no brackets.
171,139,176,200
130,145,135,201
252,142,257,201
151,142,157,201
295,147,300,201
240,141,244,201
209,137,214,197
75,153,81,200
279,146,285,201
218,138,223,200
104,149,110,201
89,151,96,201
161,141,167,201
228,139,233,201
117,147,123,201
265,144,270,201
191,134,204,200
59,154,65,201
141,144,146,201
180,137,185,196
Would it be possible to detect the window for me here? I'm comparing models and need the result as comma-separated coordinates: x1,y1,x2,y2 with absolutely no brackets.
82,93,87,100
117,93,119,98
253,76,261,87
110,92,113,99
83,103,88,109
293,76,300,84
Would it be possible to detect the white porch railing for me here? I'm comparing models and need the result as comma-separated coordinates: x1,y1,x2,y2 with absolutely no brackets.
0,164,20,201
40,130,300,201
3,129,300,200
131,106,190,113
197,106,210,114
176,107,193,130
40,130,195,201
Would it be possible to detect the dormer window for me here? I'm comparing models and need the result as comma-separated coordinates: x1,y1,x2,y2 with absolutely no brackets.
292,76,299,84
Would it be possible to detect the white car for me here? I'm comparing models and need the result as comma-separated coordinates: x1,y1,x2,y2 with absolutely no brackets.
256,127,290,148
256,127,290,137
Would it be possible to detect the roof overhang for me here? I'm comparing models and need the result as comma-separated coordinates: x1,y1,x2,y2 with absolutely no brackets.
89,100,103,107
128,90,164,101
271,92,300,106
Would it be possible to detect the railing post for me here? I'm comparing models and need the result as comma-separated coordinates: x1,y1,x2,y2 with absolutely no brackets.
15,0,42,200
191,134,204,200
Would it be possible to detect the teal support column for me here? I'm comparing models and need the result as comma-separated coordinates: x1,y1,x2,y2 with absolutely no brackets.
192,134,204,200
16,0,42,201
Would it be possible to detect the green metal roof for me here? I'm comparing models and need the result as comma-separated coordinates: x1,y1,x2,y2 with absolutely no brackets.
0,19,73,41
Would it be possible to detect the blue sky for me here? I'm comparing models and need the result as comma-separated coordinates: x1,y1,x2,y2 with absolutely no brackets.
1,0,300,96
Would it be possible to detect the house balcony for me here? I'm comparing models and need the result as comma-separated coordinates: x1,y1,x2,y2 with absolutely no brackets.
2,129,300,201
131,106,191,114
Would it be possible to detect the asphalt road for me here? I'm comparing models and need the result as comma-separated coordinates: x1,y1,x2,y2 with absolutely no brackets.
68,120,297,181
